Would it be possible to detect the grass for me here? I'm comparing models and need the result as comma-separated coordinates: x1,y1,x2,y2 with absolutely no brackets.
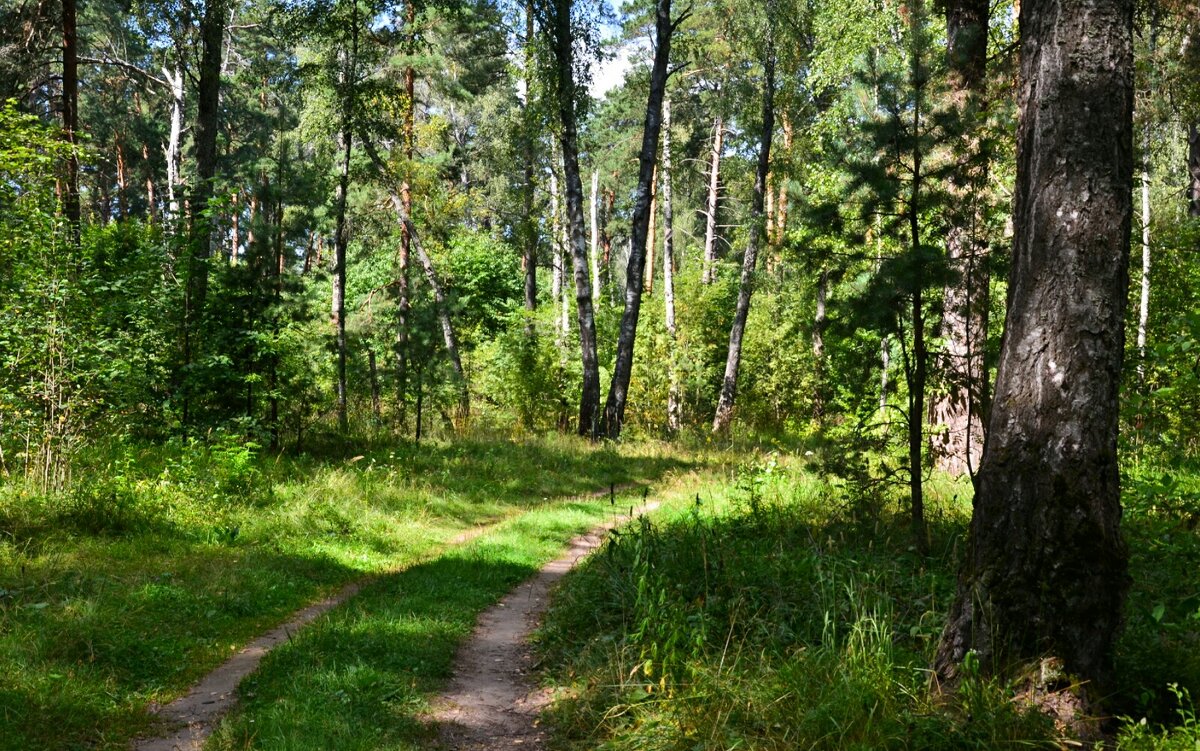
536,456,1200,751
0,432,702,751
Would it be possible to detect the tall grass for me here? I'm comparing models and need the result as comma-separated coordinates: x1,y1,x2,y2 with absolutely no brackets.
539,457,1200,750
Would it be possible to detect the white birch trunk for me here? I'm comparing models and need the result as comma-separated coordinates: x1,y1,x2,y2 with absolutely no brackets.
590,169,601,302
702,116,724,285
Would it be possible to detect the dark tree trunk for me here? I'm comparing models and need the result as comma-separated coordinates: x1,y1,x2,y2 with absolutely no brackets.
930,0,991,476
62,0,80,244
1189,123,1200,217
936,0,1134,690
181,0,227,426
395,0,416,423
712,33,775,435
601,0,676,439
522,1,538,327
540,0,601,437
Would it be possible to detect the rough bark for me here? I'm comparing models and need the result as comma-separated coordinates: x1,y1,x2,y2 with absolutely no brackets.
645,166,657,295
62,0,80,243
601,0,675,439
662,98,682,433
935,0,1133,690
164,66,184,221
712,37,774,435
929,0,990,476
539,0,601,436
701,115,724,285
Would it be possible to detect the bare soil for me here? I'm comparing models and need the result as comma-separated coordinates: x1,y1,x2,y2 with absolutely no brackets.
432,501,659,751
131,484,643,751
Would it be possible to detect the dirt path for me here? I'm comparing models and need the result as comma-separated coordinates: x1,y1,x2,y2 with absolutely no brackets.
132,484,642,751
432,501,659,751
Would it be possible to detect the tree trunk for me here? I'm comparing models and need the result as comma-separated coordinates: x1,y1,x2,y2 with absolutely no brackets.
712,38,774,435
396,0,416,423
164,65,184,222
389,199,471,419
701,115,724,285
1189,123,1200,217
62,0,80,244
662,97,682,433
550,168,565,340
601,0,675,439
590,169,601,301
929,0,990,477
332,1,359,433
936,0,1133,691
522,2,538,328
645,165,657,295
548,4,603,438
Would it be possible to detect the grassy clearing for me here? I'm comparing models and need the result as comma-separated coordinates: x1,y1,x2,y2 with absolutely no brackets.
538,457,1200,750
0,433,700,751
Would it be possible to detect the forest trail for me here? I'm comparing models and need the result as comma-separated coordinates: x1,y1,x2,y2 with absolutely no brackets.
132,483,642,751
432,500,659,751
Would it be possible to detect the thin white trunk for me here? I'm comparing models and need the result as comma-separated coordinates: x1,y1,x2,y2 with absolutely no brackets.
590,169,601,301
702,115,724,284
551,169,563,339
164,65,184,221
663,98,681,432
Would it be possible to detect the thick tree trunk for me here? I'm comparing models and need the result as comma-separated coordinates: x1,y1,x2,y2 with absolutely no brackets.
662,98,682,433
601,0,675,439
550,168,565,340
936,0,1133,691
929,0,990,476
701,115,724,285
712,41,774,435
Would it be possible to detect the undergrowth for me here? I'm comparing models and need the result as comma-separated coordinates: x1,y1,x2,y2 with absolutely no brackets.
0,431,699,751
538,458,1200,750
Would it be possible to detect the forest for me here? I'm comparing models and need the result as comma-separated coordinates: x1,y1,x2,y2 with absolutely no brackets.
2,0,1200,747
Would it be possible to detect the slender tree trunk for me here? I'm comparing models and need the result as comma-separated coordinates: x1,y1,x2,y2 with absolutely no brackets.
813,267,827,420
164,65,184,222
522,2,538,330
776,116,791,247
389,199,470,419
645,165,658,295
332,1,359,433
62,0,79,244
929,0,990,476
1189,124,1200,217
906,0,929,553
702,115,724,285
1137,129,1151,383
936,0,1134,692
662,98,682,432
552,30,602,436
590,169,601,301
712,35,774,435
601,0,675,439
396,0,416,424
550,168,564,339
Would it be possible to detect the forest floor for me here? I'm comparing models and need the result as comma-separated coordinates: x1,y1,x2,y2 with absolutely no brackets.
0,434,716,751
431,500,659,751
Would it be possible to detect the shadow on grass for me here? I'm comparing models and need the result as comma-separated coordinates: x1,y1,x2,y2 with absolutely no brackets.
206,502,617,751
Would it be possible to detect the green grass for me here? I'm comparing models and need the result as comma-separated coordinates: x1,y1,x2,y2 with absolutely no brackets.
0,433,701,751
537,457,1200,751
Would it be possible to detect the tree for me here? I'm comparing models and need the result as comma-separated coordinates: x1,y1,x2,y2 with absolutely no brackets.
536,0,603,437
927,0,991,475
712,1,776,435
936,0,1134,694
601,0,680,440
